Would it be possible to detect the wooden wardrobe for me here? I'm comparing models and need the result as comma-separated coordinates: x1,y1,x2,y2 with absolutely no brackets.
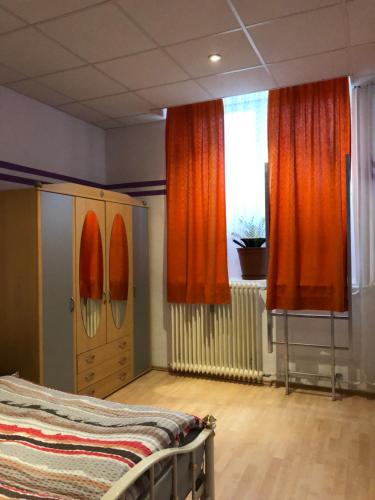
0,183,150,398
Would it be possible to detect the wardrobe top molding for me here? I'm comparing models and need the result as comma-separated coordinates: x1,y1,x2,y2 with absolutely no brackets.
37,183,145,207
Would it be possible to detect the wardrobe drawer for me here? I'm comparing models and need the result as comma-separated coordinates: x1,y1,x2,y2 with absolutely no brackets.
77,337,131,373
78,368,132,399
77,353,131,391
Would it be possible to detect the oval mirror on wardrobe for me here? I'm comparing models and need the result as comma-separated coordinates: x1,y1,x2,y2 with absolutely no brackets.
79,210,103,339
105,203,133,345
109,213,129,329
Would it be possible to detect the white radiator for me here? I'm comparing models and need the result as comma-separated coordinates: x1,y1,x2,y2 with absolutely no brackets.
170,282,264,382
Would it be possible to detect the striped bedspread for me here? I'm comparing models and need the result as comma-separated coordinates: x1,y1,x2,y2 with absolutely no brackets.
0,375,202,499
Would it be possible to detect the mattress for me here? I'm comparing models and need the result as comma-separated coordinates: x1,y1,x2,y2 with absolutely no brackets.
0,375,202,499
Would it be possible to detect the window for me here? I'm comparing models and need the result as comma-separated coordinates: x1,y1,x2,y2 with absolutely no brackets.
224,91,268,279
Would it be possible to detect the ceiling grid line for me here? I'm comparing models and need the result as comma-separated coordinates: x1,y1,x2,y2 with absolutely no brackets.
0,0,373,128
0,1,347,45
112,0,216,100
243,1,344,27
0,1,111,27
32,24,135,93
35,1,161,113
225,0,278,88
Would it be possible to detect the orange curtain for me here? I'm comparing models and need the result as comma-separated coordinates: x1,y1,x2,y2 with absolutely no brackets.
267,77,350,312
109,214,129,301
79,211,103,300
166,99,230,304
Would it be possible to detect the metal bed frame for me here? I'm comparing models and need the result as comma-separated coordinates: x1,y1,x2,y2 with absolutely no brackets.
265,155,352,401
102,415,216,500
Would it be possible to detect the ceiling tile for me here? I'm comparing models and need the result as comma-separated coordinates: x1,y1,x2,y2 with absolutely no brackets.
249,5,347,63
0,63,25,84
233,0,339,25
136,80,211,108
37,66,126,100
196,67,275,98
269,49,350,87
0,0,103,23
82,92,151,117
59,102,108,123
6,80,73,106
38,3,155,63
347,0,375,46
166,30,260,78
0,27,83,77
350,43,375,77
116,0,239,45
119,112,166,125
0,6,25,33
96,49,188,90
94,119,124,129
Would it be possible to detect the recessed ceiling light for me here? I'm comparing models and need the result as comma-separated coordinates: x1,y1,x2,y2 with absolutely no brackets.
208,53,222,63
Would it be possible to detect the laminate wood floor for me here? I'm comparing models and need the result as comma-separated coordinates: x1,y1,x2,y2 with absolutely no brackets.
108,370,375,500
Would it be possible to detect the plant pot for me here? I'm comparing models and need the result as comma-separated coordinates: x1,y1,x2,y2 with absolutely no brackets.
237,247,267,280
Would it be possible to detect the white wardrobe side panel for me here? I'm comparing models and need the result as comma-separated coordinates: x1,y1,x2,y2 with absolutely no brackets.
133,206,151,376
41,192,75,392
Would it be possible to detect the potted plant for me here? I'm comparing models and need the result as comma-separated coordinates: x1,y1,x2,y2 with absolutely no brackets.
232,216,267,279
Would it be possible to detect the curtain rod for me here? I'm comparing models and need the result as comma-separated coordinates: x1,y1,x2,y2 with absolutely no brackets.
352,82,375,89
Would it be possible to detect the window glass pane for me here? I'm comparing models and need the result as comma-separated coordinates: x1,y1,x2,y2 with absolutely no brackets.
224,91,268,279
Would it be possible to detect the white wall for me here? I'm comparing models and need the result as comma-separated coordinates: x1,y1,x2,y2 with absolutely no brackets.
106,122,168,367
0,86,106,185
106,120,375,393
271,293,375,393
106,121,165,183
146,195,169,368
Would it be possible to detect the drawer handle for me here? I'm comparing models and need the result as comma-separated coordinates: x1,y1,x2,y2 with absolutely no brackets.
119,342,127,349
85,372,95,382
119,357,127,365
85,354,96,364
119,372,127,381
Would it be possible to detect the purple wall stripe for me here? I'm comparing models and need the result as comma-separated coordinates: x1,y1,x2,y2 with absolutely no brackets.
0,160,167,196
107,179,166,189
122,189,167,197
0,172,43,186
0,160,103,188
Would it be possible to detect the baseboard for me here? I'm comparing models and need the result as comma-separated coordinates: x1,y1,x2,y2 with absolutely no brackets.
132,368,154,380
154,368,375,398
272,379,375,399
151,365,169,372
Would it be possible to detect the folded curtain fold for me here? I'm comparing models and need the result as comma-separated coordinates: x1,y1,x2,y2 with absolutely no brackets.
166,99,230,304
266,77,350,312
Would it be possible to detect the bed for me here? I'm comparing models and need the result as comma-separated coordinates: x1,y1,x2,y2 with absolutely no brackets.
0,375,215,500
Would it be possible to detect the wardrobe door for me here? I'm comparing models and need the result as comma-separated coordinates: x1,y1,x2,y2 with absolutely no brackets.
133,206,151,377
76,197,106,354
106,202,133,344
41,192,75,392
